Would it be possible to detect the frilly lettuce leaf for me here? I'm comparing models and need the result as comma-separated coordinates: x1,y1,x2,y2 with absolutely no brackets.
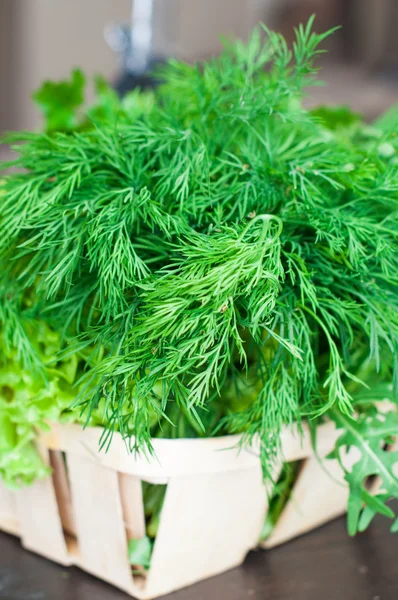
0,321,84,488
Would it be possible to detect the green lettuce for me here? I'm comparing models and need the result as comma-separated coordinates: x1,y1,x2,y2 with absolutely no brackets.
0,322,83,488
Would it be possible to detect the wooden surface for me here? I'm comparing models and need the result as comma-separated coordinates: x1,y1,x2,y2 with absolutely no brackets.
0,504,397,600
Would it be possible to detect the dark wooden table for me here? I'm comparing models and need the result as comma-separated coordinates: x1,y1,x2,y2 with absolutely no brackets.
0,506,397,600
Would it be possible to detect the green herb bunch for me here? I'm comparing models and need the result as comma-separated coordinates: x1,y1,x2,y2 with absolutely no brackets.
1,18,397,533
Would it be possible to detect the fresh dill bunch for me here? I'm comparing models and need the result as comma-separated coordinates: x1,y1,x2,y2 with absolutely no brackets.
1,17,398,530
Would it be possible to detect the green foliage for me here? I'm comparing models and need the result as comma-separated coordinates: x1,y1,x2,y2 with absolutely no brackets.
1,17,397,532
143,482,167,539
33,69,86,132
128,536,153,570
310,105,363,134
0,321,84,487
260,461,302,541
330,407,398,535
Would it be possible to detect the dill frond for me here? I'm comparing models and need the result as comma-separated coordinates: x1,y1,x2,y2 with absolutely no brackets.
1,18,397,503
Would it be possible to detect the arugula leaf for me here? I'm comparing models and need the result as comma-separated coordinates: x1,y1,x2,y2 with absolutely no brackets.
357,492,395,532
330,409,398,535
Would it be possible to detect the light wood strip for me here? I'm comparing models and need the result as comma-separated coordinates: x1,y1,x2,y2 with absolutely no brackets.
263,454,351,549
49,450,76,536
145,465,268,598
0,480,19,536
118,473,146,540
66,452,134,594
15,444,70,565
39,421,340,480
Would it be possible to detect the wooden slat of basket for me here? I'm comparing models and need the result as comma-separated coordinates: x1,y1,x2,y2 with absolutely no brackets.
0,480,19,536
66,451,135,595
15,444,71,565
49,450,76,536
263,455,351,549
118,473,146,540
145,465,269,599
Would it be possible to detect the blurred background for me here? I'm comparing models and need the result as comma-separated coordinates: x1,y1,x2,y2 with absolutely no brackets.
0,0,397,133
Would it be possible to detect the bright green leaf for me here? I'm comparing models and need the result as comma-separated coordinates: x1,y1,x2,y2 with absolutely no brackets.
331,410,398,535
32,68,86,132
127,536,153,570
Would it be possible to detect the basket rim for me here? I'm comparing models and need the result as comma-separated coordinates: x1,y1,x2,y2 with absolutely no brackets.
39,419,340,479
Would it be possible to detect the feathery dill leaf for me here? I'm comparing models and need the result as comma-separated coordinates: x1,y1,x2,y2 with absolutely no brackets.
1,18,397,528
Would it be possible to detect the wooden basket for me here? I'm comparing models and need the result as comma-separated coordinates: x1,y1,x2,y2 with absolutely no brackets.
0,420,353,599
